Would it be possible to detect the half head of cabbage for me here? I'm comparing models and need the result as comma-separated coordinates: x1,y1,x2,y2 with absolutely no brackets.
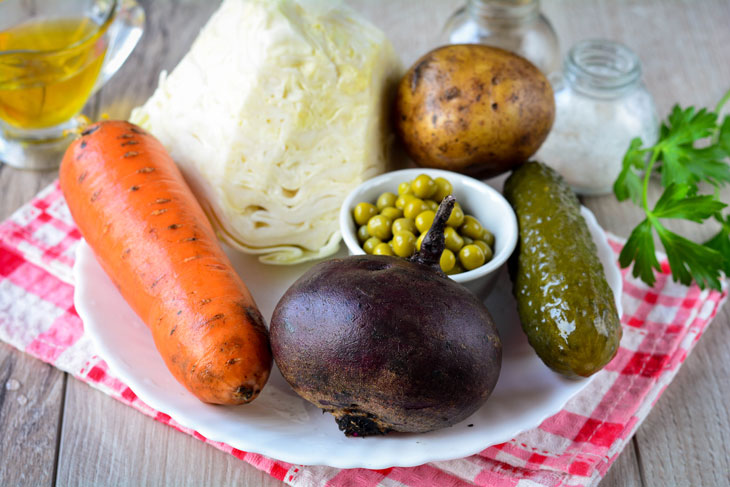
131,0,401,264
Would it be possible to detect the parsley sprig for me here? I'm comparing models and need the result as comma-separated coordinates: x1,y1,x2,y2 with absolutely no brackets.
613,88,730,291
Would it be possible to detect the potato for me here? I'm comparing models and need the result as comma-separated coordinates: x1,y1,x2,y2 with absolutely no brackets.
394,44,555,178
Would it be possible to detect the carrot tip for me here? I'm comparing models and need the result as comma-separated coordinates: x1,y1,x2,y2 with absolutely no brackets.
234,385,258,401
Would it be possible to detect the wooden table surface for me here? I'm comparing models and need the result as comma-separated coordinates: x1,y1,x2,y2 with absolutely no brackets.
1,1,729,485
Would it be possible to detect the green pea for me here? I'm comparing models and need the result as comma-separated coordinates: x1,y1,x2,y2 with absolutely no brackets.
473,240,494,263
403,198,427,219
446,263,465,275
444,226,464,253
366,214,392,240
363,237,381,254
376,192,397,210
373,242,394,256
397,181,413,195
463,236,474,245
392,231,417,257
460,215,485,240
395,193,417,210
416,232,426,251
380,206,403,220
473,239,489,255
433,177,453,202
439,249,456,273
357,225,370,243
392,217,417,235
459,244,486,270
483,243,493,262
424,199,438,211
353,202,378,226
411,174,437,199
415,210,436,234
481,228,495,247
446,204,464,227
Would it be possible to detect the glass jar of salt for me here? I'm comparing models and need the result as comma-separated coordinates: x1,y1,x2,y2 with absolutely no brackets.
443,0,560,75
536,39,658,195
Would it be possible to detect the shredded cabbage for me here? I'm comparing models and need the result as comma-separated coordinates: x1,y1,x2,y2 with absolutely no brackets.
131,0,401,264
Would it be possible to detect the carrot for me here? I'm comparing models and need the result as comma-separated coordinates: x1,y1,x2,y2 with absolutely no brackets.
60,120,272,405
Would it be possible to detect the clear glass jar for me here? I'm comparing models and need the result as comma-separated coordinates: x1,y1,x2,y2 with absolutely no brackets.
535,39,659,195
443,0,560,75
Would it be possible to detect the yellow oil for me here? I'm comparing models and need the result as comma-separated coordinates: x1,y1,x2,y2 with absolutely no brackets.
0,17,108,129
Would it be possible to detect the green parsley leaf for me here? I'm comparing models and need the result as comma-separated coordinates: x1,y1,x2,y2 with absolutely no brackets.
658,107,730,189
613,89,730,291
618,219,661,287
654,222,723,290
704,218,730,275
680,145,730,188
613,137,646,204
664,106,717,146
652,183,727,222
718,115,730,155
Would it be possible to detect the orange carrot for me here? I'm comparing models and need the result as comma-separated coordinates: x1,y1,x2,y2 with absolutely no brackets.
60,120,272,405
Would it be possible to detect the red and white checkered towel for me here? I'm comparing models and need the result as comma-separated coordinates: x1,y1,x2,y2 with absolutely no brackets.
0,181,726,487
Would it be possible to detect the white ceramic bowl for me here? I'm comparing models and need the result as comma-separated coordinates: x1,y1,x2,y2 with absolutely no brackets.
339,168,518,298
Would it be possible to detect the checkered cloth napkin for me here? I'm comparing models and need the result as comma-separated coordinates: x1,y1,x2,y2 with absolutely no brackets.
0,181,727,487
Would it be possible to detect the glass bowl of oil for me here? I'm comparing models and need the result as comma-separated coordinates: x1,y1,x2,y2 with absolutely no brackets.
0,0,145,170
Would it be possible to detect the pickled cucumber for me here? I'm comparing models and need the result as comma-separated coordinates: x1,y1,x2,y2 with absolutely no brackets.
504,162,621,378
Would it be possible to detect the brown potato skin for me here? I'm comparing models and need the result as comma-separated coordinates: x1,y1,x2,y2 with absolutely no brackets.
394,44,555,178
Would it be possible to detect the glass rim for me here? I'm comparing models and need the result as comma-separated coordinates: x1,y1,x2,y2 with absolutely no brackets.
0,0,118,57
467,0,540,23
564,39,641,94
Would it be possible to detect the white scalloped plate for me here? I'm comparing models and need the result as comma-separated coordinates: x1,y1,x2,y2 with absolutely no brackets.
74,206,621,469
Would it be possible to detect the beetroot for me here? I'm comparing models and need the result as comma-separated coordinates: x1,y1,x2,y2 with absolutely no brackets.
270,196,502,436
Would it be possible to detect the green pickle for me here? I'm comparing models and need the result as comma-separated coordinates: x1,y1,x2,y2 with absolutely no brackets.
504,162,621,379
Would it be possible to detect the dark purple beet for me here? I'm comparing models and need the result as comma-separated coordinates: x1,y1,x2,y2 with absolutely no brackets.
270,196,502,436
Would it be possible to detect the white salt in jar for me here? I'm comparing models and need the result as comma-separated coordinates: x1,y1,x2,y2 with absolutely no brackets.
536,39,658,195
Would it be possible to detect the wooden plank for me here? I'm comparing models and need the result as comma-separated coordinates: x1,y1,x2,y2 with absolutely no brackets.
56,377,282,487
0,137,68,486
633,305,730,486
0,344,66,487
350,0,461,67
95,0,220,120
601,440,644,487
0,167,58,221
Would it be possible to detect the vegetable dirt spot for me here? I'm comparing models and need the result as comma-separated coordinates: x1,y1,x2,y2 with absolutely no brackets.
443,87,461,100
201,313,225,327
411,58,431,93
81,125,99,136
